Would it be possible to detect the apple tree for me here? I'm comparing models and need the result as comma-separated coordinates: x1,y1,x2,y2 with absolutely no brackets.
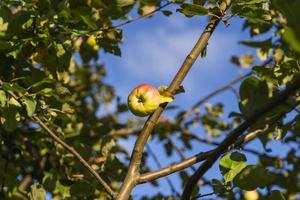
0,0,299,199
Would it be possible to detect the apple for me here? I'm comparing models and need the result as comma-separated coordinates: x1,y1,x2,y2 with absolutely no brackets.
127,84,161,117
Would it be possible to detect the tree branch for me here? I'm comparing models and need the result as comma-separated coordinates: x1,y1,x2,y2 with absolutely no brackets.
89,0,173,34
181,76,300,200
116,1,232,199
2,89,115,198
192,192,214,199
112,1,173,30
138,111,289,184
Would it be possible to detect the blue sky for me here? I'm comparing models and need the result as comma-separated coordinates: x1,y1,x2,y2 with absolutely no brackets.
97,4,290,199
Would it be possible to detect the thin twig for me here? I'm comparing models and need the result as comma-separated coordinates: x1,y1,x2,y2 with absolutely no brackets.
89,1,173,34
181,76,300,200
192,192,215,199
113,1,173,30
146,144,179,196
2,89,115,198
116,1,232,199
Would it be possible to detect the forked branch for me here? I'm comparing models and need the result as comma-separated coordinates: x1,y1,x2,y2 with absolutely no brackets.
116,1,233,199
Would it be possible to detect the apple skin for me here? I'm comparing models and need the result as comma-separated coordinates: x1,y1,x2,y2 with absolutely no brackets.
127,84,161,117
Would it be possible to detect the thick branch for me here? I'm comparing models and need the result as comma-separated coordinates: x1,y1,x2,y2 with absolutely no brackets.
181,76,300,200
116,1,232,199
3,89,115,198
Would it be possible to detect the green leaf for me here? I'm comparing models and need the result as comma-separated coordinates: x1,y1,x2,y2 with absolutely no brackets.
80,15,98,29
70,181,94,196
117,0,135,7
0,90,6,107
239,77,269,118
177,3,208,17
55,181,71,198
1,107,18,132
272,0,300,53
239,38,273,49
2,82,27,93
233,165,273,190
55,43,66,58
219,152,247,182
0,40,13,50
193,0,206,5
282,26,300,53
28,78,55,90
267,190,286,200
28,184,46,200
237,0,268,5
162,10,172,16
22,96,37,117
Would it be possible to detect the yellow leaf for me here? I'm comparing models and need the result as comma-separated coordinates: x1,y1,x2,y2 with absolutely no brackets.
141,5,156,16
158,85,174,104
256,48,270,61
0,17,8,32
240,53,254,68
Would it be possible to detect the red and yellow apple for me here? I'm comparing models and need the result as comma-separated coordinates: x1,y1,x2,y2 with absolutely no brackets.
127,84,161,117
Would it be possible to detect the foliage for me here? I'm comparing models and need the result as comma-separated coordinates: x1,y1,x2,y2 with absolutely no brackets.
0,0,299,199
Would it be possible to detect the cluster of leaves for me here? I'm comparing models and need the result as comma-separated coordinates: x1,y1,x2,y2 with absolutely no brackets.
213,0,300,199
0,0,167,199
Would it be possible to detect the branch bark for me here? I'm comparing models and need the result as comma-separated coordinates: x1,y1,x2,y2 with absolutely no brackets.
116,1,232,199
2,89,115,198
181,76,300,200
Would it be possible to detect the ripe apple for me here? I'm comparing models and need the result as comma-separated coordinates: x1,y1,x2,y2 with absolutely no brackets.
127,84,161,117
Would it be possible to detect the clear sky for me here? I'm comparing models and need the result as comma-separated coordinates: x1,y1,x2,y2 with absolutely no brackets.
98,4,290,199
